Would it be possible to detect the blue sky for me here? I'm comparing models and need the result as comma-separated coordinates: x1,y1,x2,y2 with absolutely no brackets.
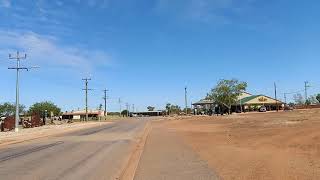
0,0,320,112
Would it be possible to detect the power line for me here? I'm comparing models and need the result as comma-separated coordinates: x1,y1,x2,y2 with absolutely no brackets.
82,78,92,121
8,51,39,132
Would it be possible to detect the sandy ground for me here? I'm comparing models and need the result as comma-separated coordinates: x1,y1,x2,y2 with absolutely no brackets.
0,121,111,146
159,109,320,180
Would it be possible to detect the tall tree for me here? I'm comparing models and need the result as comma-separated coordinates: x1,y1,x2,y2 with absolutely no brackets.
207,79,247,114
29,101,61,116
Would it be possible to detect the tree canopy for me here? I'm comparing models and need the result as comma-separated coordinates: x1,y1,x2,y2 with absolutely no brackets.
121,110,129,116
165,103,181,115
147,106,155,111
293,93,304,105
29,101,61,116
207,79,247,114
0,102,25,116
316,94,320,103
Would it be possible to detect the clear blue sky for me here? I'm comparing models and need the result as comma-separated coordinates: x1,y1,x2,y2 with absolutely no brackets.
0,0,320,112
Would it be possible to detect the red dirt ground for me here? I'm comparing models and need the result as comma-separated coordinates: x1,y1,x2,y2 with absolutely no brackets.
162,109,320,180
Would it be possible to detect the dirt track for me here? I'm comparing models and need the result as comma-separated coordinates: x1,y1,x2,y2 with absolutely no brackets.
160,109,320,180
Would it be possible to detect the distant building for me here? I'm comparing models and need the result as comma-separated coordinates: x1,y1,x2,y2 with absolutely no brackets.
62,110,104,120
193,92,284,115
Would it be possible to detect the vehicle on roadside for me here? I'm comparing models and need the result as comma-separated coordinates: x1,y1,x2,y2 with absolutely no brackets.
259,106,267,112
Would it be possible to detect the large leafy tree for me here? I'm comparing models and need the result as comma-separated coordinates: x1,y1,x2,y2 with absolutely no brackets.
207,79,247,114
29,101,61,116
0,102,25,116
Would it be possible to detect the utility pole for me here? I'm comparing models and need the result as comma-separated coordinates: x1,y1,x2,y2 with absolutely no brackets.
132,104,135,113
103,89,108,116
118,98,122,117
82,78,92,121
284,93,287,104
274,82,278,112
126,103,129,117
304,81,310,106
8,51,39,132
185,86,188,115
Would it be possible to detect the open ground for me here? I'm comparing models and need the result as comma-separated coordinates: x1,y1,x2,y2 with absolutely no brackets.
142,109,320,179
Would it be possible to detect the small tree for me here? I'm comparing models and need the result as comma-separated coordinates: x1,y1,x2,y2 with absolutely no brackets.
308,95,318,104
147,106,155,111
170,105,181,114
293,93,304,105
98,104,103,110
207,79,247,114
165,103,171,115
121,110,129,117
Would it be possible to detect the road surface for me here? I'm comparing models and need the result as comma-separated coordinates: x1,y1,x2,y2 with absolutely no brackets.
0,119,148,180
134,121,218,180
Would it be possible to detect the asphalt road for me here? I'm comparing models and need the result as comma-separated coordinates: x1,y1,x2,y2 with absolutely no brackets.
0,119,148,180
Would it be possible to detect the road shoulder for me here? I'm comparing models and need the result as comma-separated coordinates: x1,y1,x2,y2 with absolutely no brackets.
133,120,218,180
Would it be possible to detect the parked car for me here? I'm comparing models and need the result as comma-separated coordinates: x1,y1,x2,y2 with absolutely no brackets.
259,106,267,112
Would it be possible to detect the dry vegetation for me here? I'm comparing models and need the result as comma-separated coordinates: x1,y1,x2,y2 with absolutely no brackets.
161,109,320,180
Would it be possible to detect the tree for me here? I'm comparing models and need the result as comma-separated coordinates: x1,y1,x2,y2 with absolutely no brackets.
316,94,320,103
308,95,318,104
165,103,181,115
0,102,25,116
169,105,181,114
207,79,247,114
98,104,103,110
121,110,129,116
293,93,304,105
147,106,155,111
165,103,171,115
29,101,61,116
